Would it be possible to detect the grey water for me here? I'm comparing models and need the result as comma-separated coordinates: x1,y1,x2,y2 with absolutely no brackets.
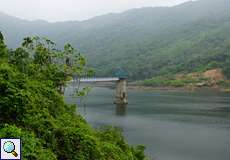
65,86,230,160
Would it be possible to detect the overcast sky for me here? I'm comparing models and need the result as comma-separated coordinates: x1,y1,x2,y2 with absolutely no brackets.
0,0,193,22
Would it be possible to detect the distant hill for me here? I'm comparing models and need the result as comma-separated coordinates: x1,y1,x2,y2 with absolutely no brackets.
1,0,230,79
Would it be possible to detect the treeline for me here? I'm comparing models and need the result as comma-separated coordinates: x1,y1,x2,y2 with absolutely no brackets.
1,0,230,80
0,32,147,160
93,18,230,80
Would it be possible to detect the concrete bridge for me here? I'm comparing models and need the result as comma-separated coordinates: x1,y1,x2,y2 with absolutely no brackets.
80,77,119,82
72,77,128,104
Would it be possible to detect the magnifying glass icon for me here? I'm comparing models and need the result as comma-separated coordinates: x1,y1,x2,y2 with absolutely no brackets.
3,141,18,157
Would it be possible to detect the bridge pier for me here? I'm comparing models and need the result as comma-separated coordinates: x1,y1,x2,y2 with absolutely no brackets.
114,78,128,105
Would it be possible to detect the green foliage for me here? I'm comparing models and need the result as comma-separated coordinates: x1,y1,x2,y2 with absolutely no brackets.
223,61,230,79
143,76,184,87
0,31,3,41
143,75,210,87
217,80,230,88
0,33,7,60
2,0,230,80
75,86,92,97
132,145,146,160
97,126,147,160
0,125,57,160
0,35,146,160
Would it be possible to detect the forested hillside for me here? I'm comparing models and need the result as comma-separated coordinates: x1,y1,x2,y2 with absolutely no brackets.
1,0,230,79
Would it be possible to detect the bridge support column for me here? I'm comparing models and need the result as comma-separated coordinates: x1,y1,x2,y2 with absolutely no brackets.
114,78,128,104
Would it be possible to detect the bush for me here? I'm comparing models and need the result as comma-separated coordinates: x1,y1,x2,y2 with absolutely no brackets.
0,125,57,160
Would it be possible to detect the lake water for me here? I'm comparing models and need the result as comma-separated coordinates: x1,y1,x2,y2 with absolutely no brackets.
65,86,230,160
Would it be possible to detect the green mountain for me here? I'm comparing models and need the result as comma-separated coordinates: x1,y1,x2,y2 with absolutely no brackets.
1,0,230,79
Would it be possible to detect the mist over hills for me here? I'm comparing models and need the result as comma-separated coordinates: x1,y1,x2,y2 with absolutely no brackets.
1,0,230,79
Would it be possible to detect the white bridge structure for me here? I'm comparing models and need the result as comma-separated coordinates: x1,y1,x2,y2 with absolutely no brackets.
80,77,119,82
72,77,127,104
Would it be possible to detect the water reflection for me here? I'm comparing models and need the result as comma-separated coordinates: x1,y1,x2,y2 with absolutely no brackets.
115,104,127,116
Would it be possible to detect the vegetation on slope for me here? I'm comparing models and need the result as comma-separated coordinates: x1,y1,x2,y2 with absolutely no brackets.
0,32,146,160
141,69,222,87
139,68,230,90
1,0,230,81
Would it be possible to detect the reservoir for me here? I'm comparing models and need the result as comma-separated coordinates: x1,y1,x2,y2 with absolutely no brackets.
65,86,230,160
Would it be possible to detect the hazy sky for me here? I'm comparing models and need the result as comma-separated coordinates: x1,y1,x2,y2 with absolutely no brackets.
0,0,193,22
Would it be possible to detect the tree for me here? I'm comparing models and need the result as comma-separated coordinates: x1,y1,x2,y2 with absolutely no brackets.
0,31,4,41
0,31,7,60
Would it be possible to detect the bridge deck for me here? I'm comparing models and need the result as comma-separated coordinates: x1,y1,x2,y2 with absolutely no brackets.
72,77,119,82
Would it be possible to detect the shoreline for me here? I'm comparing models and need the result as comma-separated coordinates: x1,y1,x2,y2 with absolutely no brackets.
79,81,230,92
127,84,230,92
127,85,186,91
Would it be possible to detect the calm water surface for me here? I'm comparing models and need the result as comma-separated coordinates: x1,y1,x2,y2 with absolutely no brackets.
65,86,230,160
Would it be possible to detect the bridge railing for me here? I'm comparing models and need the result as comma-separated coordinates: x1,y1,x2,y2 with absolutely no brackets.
78,77,119,82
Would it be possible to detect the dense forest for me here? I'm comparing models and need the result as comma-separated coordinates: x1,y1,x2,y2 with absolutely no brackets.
0,32,146,159
0,0,230,80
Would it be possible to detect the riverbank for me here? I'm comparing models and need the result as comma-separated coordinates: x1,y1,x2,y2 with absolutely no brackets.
127,82,230,93
87,82,230,93
127,85,187,91
131,69,230,92
83,81,230,93
128,84,230,93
